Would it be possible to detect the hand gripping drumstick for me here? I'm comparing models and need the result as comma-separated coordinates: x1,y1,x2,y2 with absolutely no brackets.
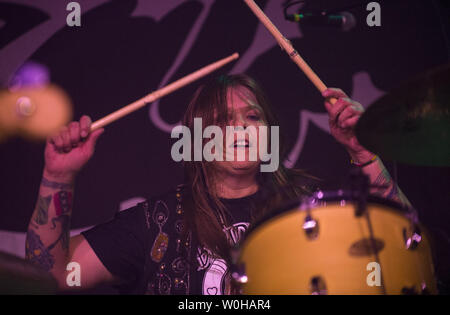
90,53,239,131
243,0,336,104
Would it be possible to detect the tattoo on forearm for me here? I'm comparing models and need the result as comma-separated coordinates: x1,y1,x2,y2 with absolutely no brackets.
34,195,52,225
42,177,73,190
54,191,72,216
386,184,399,200
46,191,73,251
26,186,74,271
372,170,409,206
25,229,55,272
373,169,392,188
49,215,71,251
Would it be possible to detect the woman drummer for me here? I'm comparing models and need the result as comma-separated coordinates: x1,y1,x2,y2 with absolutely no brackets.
24,74,410,294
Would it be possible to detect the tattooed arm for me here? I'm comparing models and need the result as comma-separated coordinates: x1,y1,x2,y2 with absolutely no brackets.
26,175,74,274
25,116,115,290
355,154,412,208
322,88,412,208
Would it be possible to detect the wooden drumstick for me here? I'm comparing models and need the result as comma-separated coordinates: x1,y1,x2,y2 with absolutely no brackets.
243,0,336,103
90,52,240,131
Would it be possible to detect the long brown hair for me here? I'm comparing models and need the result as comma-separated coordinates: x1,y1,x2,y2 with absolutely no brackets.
181,74,314,262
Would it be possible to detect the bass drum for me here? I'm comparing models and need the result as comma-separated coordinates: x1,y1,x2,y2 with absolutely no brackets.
237,191,437,294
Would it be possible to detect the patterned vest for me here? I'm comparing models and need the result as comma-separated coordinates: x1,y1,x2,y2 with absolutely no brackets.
139,184,195,295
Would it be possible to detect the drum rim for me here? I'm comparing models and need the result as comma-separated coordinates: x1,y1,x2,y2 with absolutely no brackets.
240,190,414,247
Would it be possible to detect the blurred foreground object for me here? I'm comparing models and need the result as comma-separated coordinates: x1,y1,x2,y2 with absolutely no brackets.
356,63,450,166
0,61,72,141
0,251,57,294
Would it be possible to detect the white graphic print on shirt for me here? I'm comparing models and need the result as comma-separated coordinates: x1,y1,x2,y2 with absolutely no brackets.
196,222,249,295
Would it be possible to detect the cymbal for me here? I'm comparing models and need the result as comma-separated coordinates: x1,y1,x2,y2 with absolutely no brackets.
0,251,57,294
0,84,73,141
356,63,450,167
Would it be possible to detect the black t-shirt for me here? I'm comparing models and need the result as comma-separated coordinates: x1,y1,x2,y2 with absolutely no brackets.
82,189,258,295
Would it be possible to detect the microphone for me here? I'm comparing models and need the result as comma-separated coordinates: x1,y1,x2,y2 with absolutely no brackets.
286,11,356,31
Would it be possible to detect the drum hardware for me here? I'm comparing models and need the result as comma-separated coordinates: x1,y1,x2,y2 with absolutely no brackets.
403,226,422,250
0,61,73,141
401,282,429,295
0,84,73,141
350,168,387,292
230,263,248,285
16,96,35,117
300,193,321,240
350,167,386,295
349,167,387,292
364,210,386,295
302,214,319,240
401,286,418,295
310,276,327,295
348,238,385,257
421,282,430,295
349,167,370,217
230,245,248,285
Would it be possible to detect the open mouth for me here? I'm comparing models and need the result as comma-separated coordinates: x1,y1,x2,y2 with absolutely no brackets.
232,139,250,148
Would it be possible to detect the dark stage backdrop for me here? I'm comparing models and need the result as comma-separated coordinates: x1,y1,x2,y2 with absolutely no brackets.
1,0,449,292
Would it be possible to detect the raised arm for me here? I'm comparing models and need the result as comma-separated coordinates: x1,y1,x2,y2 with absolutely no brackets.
322,88,411,208
25,116,116,290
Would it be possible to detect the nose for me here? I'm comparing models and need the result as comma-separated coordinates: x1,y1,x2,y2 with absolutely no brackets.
232,113,248,128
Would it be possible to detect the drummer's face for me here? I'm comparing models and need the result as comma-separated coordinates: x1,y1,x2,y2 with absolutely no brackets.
214,86,267,175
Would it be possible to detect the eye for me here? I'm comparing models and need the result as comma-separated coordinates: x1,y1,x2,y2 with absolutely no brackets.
246,111,261,121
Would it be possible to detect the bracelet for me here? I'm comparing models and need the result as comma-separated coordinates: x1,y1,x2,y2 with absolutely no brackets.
42,177,74,190
351,155,377,167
